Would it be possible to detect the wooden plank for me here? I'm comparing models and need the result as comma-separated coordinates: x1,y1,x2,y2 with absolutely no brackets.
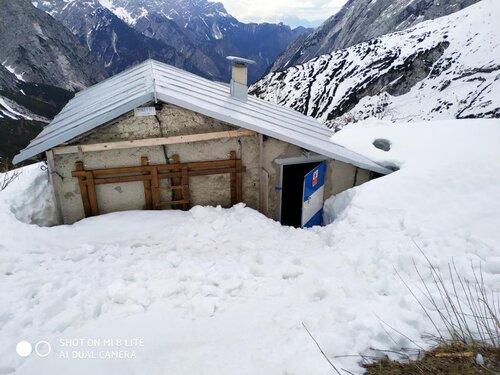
86,171,99,216
151,167,161,209
81,167,245,184
236,158,243,203
141,157,152,210
72,159,237,177
73,166,151,177
54,129,257,155
181,166,190,210
171,154,181,203
229,151,237,205
91,174,152,185
75,162,91,217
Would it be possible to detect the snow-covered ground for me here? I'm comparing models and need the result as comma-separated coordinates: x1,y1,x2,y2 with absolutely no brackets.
0,119,499,374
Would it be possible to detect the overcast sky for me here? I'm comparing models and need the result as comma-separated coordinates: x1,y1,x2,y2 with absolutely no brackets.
218,0,348,28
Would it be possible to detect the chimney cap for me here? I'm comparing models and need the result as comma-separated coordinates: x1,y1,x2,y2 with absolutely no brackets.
226,56,256,66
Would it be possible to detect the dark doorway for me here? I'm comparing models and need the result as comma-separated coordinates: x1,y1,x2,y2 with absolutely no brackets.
280,162,321,227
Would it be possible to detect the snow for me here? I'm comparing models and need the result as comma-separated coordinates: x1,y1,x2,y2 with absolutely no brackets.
1,60,26,82
98,0,135,24
1,119,499,374
0,97,33,120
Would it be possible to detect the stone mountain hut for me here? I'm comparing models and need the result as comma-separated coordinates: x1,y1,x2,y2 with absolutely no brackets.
14,58,391,226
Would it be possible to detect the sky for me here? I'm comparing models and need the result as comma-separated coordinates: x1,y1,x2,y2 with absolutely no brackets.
217,0,348,28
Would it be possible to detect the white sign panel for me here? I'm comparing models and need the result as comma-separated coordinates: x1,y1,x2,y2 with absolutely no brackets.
134,107,156,117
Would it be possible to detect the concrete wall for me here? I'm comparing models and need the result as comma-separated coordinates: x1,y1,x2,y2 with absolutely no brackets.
324,160,372,197
50,102,374,224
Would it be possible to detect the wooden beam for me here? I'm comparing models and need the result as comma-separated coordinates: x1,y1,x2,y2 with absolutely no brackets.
151,168,161,210
229,151,237,205
181,166,190,210
54,129,256,155
75,162,91,217
171,154,181,205
72,159,239,177
235,158,243,203
141,157,153,210
86,171,99,216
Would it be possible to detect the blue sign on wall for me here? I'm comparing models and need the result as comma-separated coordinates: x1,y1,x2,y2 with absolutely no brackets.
301,161,327,228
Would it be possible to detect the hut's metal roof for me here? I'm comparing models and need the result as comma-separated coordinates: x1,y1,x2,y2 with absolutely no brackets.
13,59,391,174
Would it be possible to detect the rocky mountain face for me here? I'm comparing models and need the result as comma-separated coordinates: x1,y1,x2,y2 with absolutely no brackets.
31,1,204,77
70,6,209,77
0,0,106,91
270,0,481,72
251,0,500,127
0,0,99,163
0,69,74,163
33,0,310,82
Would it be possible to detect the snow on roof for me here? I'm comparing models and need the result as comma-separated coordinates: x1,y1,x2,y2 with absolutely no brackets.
13,59,391,174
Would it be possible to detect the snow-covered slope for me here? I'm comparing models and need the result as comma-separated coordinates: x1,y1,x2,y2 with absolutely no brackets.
271,0,480,72
0,119,499,374
252,0,500,126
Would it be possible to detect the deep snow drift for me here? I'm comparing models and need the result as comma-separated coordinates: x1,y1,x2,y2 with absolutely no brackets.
0,119,499,374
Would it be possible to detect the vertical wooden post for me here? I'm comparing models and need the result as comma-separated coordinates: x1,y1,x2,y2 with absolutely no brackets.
86,171,99,216
235,158,243,203
171,154,181,204
151,167,161,209
181,166,190,210
229,150,237,205
75,162,91,217
141,156,153,209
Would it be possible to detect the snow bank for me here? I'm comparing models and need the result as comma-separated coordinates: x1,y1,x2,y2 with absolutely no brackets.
327,118,500,240
0,119,499,374
0,163,58,227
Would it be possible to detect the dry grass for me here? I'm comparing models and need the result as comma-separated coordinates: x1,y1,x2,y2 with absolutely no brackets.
364,343,500,374
365,243,500,375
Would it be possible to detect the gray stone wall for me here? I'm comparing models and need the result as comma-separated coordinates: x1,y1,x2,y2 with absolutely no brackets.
50,102,374,224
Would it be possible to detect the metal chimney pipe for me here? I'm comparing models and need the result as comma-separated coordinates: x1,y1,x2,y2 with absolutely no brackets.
226,56,256,101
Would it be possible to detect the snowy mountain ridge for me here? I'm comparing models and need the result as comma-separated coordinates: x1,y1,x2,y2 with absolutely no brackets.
33,0,231,27
32,0,310,82
252,0,500,126
270,0,481,72
96,0,231,26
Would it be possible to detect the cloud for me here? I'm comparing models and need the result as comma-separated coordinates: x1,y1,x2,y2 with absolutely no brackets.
217,0,347,27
